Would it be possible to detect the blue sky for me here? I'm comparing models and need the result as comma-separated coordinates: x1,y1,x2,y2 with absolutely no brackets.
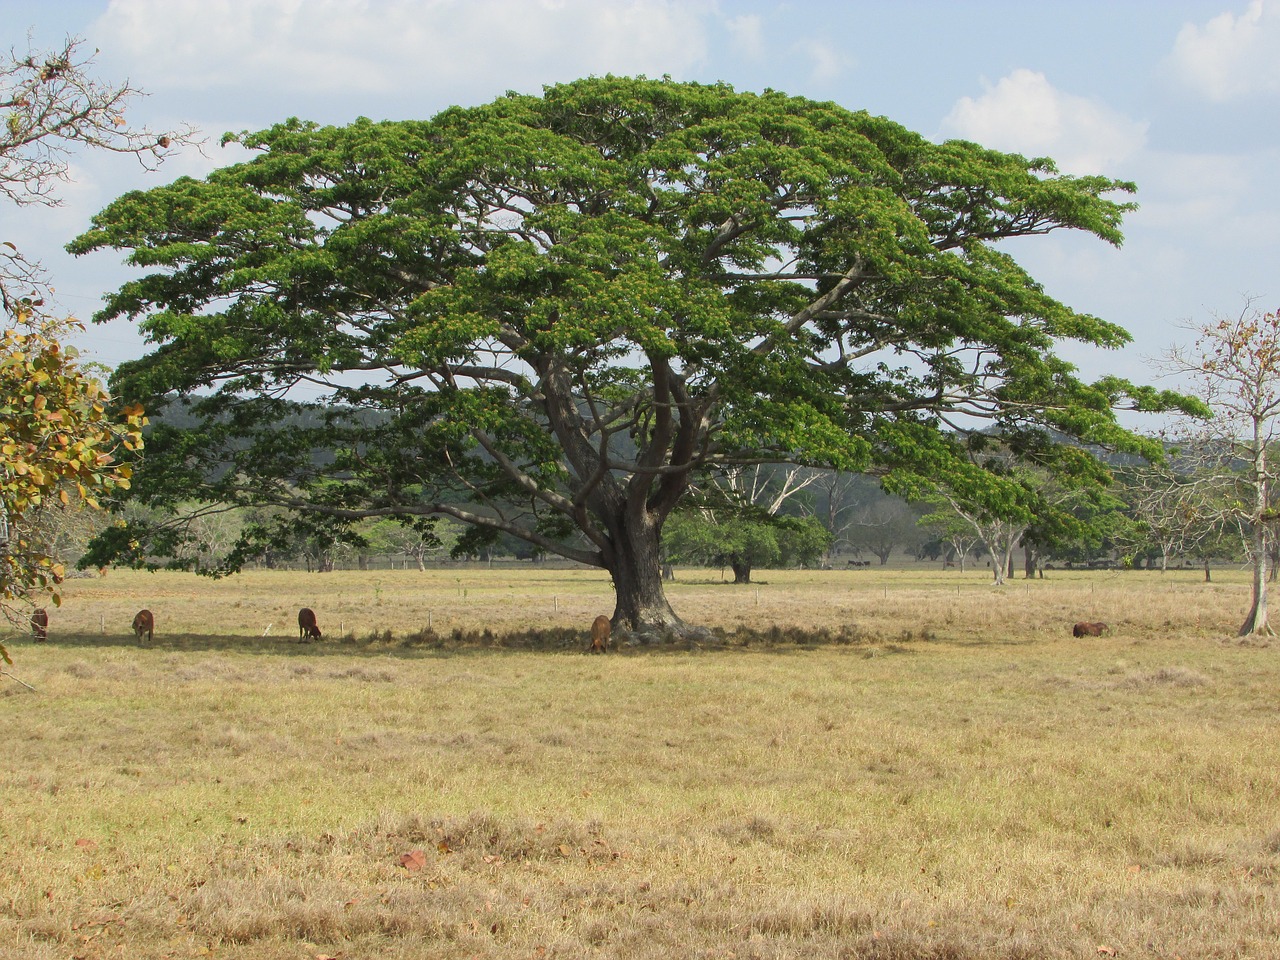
3,0,1278,408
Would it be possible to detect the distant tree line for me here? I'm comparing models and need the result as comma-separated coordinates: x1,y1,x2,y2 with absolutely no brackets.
43,429,1273,587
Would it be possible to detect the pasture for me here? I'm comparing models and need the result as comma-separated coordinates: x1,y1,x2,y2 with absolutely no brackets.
3,565,1279,959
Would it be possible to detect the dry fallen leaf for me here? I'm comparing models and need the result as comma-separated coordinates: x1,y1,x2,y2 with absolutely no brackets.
1097,947,1117,957
398,850,426,872
74,838,97,850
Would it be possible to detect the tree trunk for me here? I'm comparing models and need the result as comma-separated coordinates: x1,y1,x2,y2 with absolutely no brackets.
1239,428,1274,637
989,544,1006,585
731,560,752,584
608,516,683,633
1023,542,1036,579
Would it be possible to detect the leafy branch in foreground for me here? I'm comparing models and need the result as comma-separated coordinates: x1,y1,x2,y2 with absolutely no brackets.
0,35,194,648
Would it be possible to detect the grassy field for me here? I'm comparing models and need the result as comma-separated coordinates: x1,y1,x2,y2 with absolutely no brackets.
3,565,1278,959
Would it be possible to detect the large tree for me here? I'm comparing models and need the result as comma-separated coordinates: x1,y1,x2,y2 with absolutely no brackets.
663,499,830,584
72,77,1192,634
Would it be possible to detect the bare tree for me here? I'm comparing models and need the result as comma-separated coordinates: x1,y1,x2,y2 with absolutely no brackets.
1160,301,1280,636
845,496,926,566
713,464,821,517
1,35,197,309
1121,458,1197,573
916,507,981,572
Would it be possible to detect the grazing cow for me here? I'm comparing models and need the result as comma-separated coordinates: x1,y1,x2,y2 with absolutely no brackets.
298,607,322,640
1072,621,1107,638
30,607,48,642
588,614,611,653
132,609,154,642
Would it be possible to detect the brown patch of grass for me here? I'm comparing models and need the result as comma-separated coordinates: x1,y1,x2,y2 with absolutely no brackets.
1120,665,1211,688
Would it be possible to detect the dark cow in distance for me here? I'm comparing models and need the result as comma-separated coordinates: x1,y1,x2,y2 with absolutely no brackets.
1072,621,1108,638
30,607,48,642
298,607,322,640
132,609,154,641
588,615,611,653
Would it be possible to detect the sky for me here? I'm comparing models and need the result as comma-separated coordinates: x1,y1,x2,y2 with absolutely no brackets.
3,0,1279,414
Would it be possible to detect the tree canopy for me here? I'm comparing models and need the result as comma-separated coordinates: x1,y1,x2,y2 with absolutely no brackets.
71,76,1196,633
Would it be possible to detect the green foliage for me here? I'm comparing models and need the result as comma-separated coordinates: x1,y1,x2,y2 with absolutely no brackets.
71,77,1185,625
664,506,831,582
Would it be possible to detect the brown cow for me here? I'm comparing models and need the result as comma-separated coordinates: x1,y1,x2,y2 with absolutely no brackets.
588,614,611,653
30,607,48,642
1072,621,1107,638
132,609,154,641
298,607,322,640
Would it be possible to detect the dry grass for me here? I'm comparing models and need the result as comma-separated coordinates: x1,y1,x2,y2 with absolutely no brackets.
2,565,1278,958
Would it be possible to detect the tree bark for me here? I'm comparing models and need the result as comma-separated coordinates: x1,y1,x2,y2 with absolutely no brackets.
607,515,683,633
731,560,752,584
989,545,1006,585
1239,419,1274,636
1240,535,1272,635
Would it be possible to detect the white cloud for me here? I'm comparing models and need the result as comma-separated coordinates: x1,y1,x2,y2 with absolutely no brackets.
940,69,1148,176
94,0,712,99
1167,0,1280,101
788,39,847,85
725,14,764,59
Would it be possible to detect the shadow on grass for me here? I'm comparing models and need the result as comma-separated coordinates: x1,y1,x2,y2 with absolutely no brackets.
13,622,935,658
